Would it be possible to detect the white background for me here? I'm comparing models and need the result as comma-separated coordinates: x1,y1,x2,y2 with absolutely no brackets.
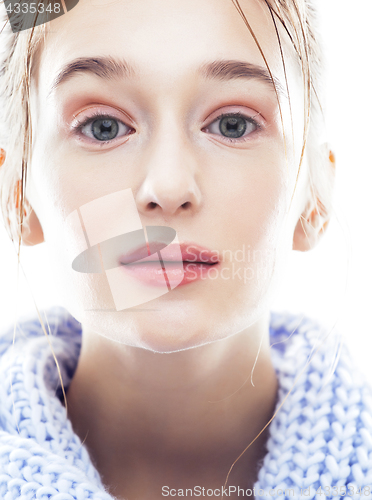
0,0,371,380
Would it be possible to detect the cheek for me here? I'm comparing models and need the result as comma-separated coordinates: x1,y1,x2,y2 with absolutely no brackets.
210,144,293,244
215,142,297,294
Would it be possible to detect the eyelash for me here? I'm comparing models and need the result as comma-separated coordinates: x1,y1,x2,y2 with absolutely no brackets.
205,111,262,143
71,110,262,145
72,111,134,146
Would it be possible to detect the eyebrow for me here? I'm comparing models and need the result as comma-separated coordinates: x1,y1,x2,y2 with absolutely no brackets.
49,57,134,93
199,60,286,98
49,56,286,99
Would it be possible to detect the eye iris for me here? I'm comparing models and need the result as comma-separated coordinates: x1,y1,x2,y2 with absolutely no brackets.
92,118,119,141
219,116,247,138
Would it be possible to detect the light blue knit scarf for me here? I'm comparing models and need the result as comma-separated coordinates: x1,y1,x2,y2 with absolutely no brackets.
0,309,371,499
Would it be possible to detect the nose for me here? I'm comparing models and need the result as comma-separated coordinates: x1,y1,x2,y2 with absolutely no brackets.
135,124,202,220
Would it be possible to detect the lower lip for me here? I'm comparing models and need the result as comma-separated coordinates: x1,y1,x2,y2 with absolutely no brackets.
120,261,219,287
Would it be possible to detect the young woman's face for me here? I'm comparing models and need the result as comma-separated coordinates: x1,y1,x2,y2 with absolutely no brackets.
28,0,308,351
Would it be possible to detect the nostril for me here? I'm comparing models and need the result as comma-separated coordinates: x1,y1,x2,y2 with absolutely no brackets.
181,201,191,209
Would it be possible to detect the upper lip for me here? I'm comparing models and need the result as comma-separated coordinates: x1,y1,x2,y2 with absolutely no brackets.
120,242,220,265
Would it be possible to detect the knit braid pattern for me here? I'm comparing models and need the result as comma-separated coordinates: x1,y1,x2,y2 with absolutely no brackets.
0,308,371,500
254,313,372,499
0,309,116,500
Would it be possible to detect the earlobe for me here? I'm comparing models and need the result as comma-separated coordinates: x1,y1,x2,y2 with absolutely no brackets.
293,148,335,252
292,203,330,251
12,178,44,246
21,205,45,246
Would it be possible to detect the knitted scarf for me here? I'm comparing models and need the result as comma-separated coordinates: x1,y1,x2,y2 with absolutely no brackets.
0,308,371,500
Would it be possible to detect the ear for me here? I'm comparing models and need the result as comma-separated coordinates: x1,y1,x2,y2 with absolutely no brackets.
10,177,44,246
21,204,45,246
293,148,336,252
0,153,43,245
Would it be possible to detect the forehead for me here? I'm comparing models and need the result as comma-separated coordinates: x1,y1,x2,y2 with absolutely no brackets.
36,0,300,97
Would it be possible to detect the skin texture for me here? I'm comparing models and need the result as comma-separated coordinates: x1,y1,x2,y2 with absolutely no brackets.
22,0,333,497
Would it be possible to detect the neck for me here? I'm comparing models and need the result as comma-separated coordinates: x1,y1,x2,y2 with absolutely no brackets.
65,312,278,493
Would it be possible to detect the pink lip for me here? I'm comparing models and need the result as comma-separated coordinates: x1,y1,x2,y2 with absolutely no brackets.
120,242,219,265
119,242,220,287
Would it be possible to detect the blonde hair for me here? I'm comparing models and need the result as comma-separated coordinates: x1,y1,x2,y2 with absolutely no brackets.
0,0,335,479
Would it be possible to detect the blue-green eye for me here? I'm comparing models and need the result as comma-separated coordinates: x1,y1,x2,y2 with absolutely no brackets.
219,115,247,138
92,118,119,141
207,113,259,140
77,115,133,142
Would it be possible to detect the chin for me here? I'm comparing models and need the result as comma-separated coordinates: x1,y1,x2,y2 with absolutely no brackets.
85,299,258,354
77,306,211,353
64,274,269,352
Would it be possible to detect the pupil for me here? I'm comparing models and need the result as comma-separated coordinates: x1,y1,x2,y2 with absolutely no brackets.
219,116,247,138
92,118,119,141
